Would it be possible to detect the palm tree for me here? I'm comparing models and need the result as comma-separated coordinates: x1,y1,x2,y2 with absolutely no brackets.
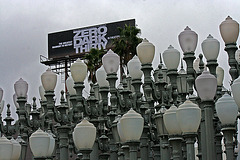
113,24,142,77
84,48,105,83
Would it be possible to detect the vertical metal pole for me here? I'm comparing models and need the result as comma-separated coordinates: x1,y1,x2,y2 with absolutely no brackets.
169,137,183,160
140,126,149,160
128,141,140,160
57,126,70,160
204,101,216,160
160,135,170,160
222,127,235,160
184,134,196,160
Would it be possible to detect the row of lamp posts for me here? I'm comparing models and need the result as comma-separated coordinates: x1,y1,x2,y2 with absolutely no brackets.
0,16,240,160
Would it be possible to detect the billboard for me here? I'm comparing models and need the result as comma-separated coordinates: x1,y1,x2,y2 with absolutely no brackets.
48,19,135,59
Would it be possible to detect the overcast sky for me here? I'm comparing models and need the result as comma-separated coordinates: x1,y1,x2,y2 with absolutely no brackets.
0,0,240,119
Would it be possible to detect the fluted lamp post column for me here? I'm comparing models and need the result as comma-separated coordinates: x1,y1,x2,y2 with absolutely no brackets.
118,108,144,160
220,16,239,81
73,119,96,160
176,100,201,160
216,93,238,160
162,45,180,105
163,105,183,160
195,70,217,160
155,106,170,160
29,128,55,160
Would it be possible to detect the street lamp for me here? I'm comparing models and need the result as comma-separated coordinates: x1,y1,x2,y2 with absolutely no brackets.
73,119,96,160
0,136,13,160
231,76,240,111
118,108,144,160
176,100,201,160
29,128,55,160
10,138,21,160
195,70,217,160
201,34,220,75
216,93,238,160
220,16,239,81
163,105,183,160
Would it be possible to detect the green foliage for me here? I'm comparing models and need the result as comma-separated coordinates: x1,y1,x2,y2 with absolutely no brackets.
84,48,105,83
113,24,142,75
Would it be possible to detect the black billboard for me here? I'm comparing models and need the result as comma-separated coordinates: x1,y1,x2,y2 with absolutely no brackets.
48,19,135,59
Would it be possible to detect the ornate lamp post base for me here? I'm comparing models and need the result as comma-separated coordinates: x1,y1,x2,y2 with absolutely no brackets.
222,126,236,160
79,149,92,160
127,141,140,160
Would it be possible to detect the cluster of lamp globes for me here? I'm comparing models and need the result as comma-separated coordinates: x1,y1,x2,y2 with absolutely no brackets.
0,16,240,159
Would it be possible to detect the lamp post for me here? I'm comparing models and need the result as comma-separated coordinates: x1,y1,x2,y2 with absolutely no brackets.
29,128,55,160
220,16,239,81
73,119,96,160
195,70,217,160
118,108,144,160
176,100,201,160
216,93,238,160
163,105,183,160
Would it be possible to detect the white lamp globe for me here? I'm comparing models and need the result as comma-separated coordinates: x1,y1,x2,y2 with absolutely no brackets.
220,16,239,44
102,49,120,74
0,136,13,160
195,70,217,101
155,106,168,136
0,100,4,114
73,119,96,150
163,105,182,135
201,34,220,61
235,49,240,64
117,118,127,142
41,68,57,91
119,108,144,141
216,67,224,86
0,88,3,102
163,45,180,70
29,128,52,157
70,58,88,83
176,100,201,133
14,78,28,98
96,66,109,87
216,93,238,125
127,55,143,79
231,76,240,110
10,138,21,160
66,76,77,95
46,132,55,157
178,26,198,53
39,85,47,101
136,38,155,64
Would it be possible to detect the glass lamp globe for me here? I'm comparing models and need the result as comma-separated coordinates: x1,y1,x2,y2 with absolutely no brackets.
216,93,238,125
10,138,21,160
66,76,77,95
136,38,155,64
163,105,182,135
39,85,47,101
231,76,240,110
112,115,121,143
201,34,220,61
0,100,4,114
0,136,13,160
96,66,109,87
119,108,144,142
216,67,224,86
73,119,96,150
13,94,19,109
235,49,240,64
46,132,55,157
220,16,239,44
70,58,88,83
178,26,198,53
127,55,143,79
176,100,201,133
163,45,180,70
195,70,217,101
102,49,120,74
117,117,126,143
0,88,3,102
41,68,57,91
14,78,28,98
29,128,54,157
193,58,200,73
